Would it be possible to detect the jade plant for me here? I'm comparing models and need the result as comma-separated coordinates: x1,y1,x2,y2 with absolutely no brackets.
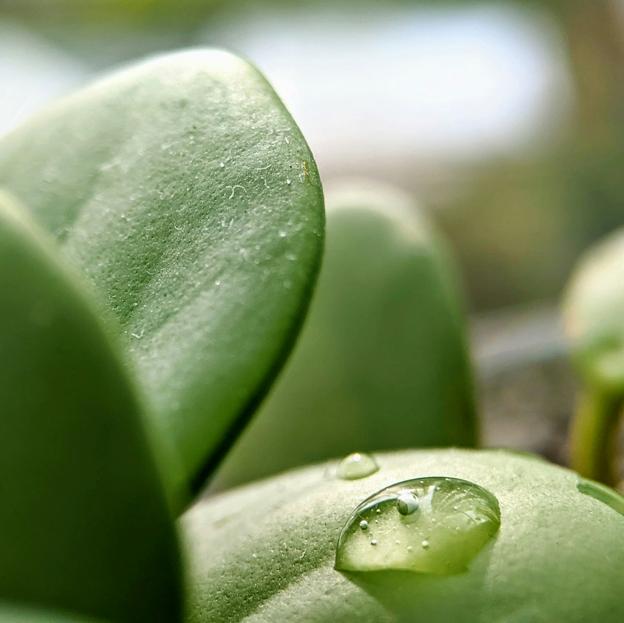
2,47,624,623
563,229,624,484
214,179,477,488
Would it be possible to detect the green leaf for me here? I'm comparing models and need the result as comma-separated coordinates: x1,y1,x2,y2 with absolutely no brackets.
563,229,624,392
0,604,100,622
0,192,181,622
183,449,624,622
562,229,624,484
214,181,476,488
0,50,324,504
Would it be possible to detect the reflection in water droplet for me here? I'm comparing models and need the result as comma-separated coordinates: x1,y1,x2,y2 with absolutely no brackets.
335,477,500,575
336,453,379,480
397,491,419,516
577,478,624,516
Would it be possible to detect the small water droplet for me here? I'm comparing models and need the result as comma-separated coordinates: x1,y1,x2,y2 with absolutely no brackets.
337,453,379,480
577,478,624,516
335,477,500,575
286,178,292,185
370,539,377,546
359,520,368,531
219,162,225,168
279,230,287,238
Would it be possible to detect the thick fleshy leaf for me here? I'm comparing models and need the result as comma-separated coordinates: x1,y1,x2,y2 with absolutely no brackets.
563,229,624,391
215,181,476,488
184,449,624,622
0,50,324,502
562,230,624,483
0,193,181,622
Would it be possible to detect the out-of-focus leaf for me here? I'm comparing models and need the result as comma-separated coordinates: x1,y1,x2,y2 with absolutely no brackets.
0,192,181,622
215,181,476,489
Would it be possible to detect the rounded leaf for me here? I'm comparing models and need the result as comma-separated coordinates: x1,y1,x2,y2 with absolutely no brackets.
563,228,624,391
215,181,476,488
0,193,181,622
184,449,624,622
0,49,324,502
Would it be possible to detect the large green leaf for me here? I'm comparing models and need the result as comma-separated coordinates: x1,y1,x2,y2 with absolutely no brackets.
0,50,324,503
184,449,624,622
0,193,181,622
215,181,476,488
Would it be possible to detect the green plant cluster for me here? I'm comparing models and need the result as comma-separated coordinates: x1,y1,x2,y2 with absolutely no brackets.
1,49,623,622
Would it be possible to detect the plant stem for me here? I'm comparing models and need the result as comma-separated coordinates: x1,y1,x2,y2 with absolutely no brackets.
569,388,623,485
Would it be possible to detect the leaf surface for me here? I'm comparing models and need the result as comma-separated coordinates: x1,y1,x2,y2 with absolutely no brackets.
185,449,624,622
216,181,476,488
0,50,324,501
0,193,181,622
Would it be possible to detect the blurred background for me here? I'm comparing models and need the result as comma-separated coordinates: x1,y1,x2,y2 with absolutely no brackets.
3,0,623,459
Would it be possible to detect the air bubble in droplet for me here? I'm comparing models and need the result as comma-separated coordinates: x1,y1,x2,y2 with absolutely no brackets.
335,476,500,575
336,453,379,480
397,491,419,516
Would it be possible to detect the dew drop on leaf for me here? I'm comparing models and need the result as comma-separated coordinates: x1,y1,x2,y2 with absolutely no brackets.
336,453,379,480
335,477,500,575
577,478,624,516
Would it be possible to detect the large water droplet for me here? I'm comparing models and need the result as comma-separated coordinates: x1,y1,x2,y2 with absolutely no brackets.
335,477,500,575
577,478,624,516
337,453,379,480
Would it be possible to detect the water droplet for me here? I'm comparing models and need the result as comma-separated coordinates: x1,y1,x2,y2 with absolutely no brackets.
286,178,292,185
370,539,377,546
336,453,379,480
397,491,419,516
219,162,225,168
577,478,624,516
279,230,287,238
359,520,368,531
335,477,500,575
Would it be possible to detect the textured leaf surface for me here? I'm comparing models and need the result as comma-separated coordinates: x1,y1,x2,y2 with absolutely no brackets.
0,193,181,622
0,50,324,501
184,449,624,622
215,181,476,488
